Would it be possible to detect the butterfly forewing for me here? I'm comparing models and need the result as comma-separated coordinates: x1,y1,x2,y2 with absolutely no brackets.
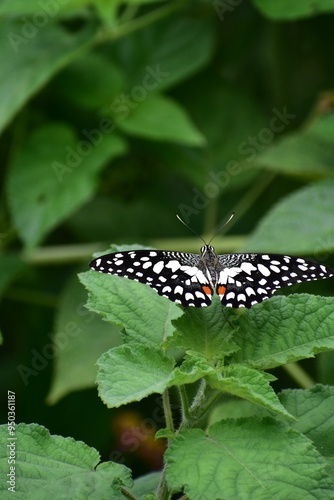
216,253,333,308
90,247,333,309
89,250,213,307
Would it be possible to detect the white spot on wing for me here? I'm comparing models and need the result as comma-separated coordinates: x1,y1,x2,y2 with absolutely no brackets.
180,265,198,277
258,263,271,277
240,262,257,274
165,260,181,272
153,261,164,274
218,271,228,285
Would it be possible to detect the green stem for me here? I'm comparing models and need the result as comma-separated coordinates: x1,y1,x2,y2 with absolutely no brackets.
120,487,138,500
156,468,170,500
4,288,58,308
162,389,174,435
95,0,188,44
283,362,315,388
178,385,190,423
21,236,246,266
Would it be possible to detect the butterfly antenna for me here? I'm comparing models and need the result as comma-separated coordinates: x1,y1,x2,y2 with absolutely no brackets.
207,212,235,246
175,213,207,246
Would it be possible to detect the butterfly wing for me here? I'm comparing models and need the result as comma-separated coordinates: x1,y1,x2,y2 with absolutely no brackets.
90,250,213,307
217,253,334,308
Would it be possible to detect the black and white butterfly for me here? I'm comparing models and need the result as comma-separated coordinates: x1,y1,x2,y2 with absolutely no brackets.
89,218,333,308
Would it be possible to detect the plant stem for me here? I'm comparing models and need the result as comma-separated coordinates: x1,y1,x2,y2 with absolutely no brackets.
120,487,138,500
284,362,315,388
95,0,188,44
162,389,174,435
178,385,190,423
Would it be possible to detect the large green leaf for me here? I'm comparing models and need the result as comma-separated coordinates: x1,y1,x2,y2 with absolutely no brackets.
228,294,334,369
97,343,175,407
250,113,334,177
253,0,334,20
79,246,183,346
112,15,215,92
47,275,122,405
53,52,126,110
280,385,334,476
165,419,333,499
243,180,334,253
0,423,132,499
6,123,127,248
208,365,292,419
0,19,95,135
168,297,239,360
113,93,206,146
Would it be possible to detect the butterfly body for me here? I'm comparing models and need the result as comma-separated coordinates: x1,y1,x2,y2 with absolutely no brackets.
89,245,334,308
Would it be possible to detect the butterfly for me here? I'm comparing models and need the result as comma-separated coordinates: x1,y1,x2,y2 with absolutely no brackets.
89,215,333,308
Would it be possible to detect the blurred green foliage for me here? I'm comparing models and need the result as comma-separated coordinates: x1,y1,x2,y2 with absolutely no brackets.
1,0,334,485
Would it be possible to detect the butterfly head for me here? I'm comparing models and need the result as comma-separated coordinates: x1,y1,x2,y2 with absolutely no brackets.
200,245,217,259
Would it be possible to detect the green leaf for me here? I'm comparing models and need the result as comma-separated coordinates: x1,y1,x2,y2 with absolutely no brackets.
250,113,334,177
243,180,334,253
54,53,126,110
168,355,217,387
114,94,206,146
128,472,161,500
47,275,122,405
113,15,215,92
172,77,266,187
253,0,334,20
228,295,334,369
0,423,132,498
208,399,261,425
165,419,332,499
79,247,182,346
280,385,334,476
96,343,175,408
6,124,127,248
318,351,334,385
168,297,239,361
0,18,94,134
208,365,293,419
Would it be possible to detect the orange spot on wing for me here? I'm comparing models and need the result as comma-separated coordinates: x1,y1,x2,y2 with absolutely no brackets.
202,285,212,295
217,285,226,296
